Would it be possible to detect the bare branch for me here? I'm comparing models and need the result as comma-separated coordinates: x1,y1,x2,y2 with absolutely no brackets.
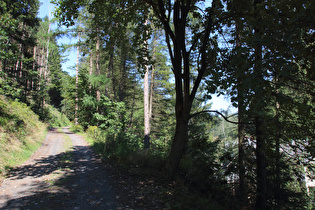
190,110,253,125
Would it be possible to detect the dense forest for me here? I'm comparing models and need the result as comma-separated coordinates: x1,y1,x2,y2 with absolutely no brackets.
1,0,314,209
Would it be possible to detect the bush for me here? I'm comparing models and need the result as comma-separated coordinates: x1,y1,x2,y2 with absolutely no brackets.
70,124,83,133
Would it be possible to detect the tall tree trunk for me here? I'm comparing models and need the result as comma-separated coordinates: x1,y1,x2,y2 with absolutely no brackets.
235,18,247,204
75,22,81,125
128,77,137,129
89,49,93,94
274,76,281,209
119,50,127,102
144,64,150,149
107,48,114,98
253,1,267,208
143,19,150,149
96,30,101,102
32,46,36,90
149,40,156,126
110,52,116,100
149,65,154,125
43,20,51,106
255,116,266,210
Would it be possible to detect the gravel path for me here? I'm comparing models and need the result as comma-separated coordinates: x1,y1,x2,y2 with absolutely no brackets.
0,127,116,209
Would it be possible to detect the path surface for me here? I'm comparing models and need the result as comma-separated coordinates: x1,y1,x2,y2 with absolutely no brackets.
0,127,116,209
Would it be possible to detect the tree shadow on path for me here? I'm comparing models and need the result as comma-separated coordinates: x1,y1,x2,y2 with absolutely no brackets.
1,144,117,210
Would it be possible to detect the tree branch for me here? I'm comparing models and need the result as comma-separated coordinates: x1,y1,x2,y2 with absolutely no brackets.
189,110,253,125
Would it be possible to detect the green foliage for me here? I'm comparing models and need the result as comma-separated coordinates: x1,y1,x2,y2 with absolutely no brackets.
39,104,71,128
70,124,83,133
79,94,126,131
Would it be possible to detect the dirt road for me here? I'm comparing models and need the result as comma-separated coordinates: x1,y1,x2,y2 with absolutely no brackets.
0,127,116,209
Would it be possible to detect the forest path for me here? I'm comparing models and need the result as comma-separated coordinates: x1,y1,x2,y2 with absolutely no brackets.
0,127,116,209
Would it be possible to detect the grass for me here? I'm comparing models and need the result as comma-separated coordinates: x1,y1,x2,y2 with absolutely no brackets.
0,96,47,179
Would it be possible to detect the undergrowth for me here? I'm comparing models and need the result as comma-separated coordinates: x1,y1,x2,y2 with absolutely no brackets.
75,124,239,209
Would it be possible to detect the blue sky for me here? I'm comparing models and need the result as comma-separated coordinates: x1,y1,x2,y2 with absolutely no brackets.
38,0,236,112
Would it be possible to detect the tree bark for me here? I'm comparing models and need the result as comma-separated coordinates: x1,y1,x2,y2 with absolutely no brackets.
235,18,247,204
255,116,267,210
144,66,150,149
96,30,101,102
75,22,81,125
166,107,190,178
147,0,213,179
253,1,267,208
89,49,93,94
143,19,151,149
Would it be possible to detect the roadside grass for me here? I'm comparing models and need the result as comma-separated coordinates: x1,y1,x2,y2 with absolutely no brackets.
0,96,47,180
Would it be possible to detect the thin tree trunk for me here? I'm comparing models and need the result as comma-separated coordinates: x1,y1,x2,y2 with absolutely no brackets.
96,30,101,102
275,76,281,209
149,41,156,124
43,20,50,106
119,50,127,102
75,22,81,125
144,64,150,149
235,18,247,205
149,66,154,124
128,77,137,129
32,46,36,90
143,19,151,149
255,116,267,210
89,49,93,94
109,52,116,100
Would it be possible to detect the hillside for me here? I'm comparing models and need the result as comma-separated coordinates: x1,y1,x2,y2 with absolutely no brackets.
0,95,46,178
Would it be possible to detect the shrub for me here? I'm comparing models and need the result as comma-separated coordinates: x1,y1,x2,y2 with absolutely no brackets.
70,124,83,133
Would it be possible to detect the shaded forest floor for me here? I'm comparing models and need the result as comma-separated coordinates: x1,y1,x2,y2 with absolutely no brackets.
0,127,181,209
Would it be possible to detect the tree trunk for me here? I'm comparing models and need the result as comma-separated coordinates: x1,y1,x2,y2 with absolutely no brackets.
119,51,127,102
89,49,93,94
75,22,81,125
96,31,101,102
110,52,116,100
253,1,267,208
143,19,151,149
166,107,190,178
128,77,137,129
144,65,150,149
255,116,267,210
149,65,154,125
43,20,51,106
235,18,247,204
